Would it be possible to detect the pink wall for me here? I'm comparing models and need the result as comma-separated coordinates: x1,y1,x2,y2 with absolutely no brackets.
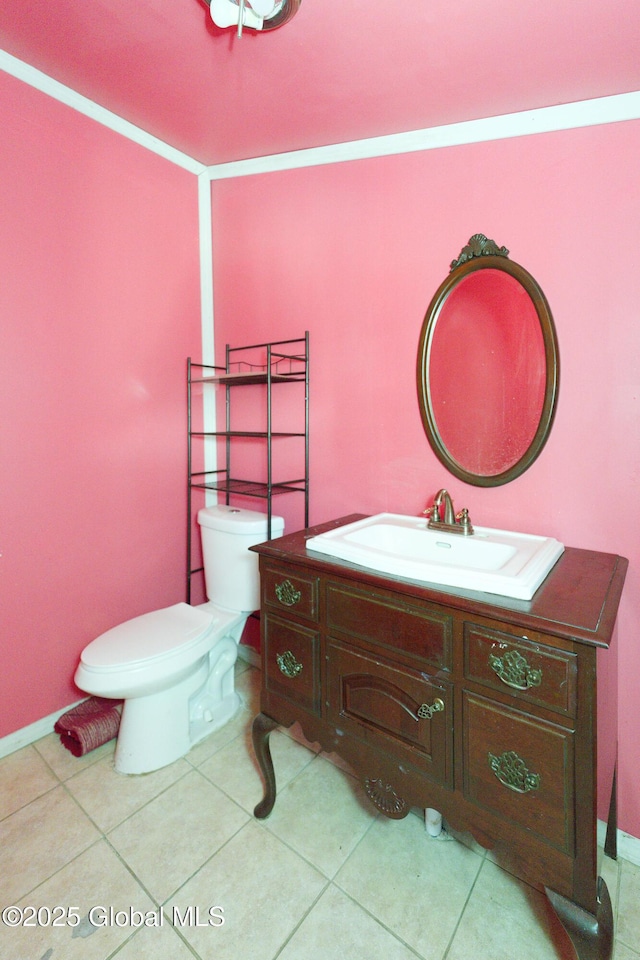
211,120,640,837
2,61,638,841
0,72,202,736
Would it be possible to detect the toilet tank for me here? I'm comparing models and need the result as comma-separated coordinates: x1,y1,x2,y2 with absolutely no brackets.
197,505,284,613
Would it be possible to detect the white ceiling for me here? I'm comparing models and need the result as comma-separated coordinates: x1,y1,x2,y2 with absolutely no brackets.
1,0,639,165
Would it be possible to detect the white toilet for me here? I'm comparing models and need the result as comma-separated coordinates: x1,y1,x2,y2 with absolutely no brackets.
74,505,283,774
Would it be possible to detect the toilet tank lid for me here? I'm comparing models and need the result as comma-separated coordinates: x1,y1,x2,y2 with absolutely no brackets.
197,504,284,535
81,603,215,667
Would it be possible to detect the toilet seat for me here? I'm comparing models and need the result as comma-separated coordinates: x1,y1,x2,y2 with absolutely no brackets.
75,600,247,773
80,603,217,670
75,601,246,702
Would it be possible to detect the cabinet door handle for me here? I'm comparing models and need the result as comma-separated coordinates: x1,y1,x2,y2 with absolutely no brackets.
488,750,541,793
275,579,302,607
488,649,542,691
276,650,303,678
416,697,445,720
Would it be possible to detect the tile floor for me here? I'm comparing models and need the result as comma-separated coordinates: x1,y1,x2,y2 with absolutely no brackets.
1,660,639,960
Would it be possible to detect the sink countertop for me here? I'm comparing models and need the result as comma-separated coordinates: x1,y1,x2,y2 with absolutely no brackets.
251,514,628,648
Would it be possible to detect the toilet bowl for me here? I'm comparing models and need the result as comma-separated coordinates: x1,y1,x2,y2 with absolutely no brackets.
74,505,283,774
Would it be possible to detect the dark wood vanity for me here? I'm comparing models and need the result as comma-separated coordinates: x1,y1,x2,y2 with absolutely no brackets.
251,515,627,960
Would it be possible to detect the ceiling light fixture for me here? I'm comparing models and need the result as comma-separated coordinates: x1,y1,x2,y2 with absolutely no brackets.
205,0,302,38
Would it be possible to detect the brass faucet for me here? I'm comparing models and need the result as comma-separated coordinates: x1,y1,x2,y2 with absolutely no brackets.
424,488,474,536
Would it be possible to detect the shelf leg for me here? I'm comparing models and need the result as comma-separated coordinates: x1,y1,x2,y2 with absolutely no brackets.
252,712,280,819
545,878,613,960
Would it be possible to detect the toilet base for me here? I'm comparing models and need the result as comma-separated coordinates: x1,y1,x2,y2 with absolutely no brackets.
190,690,242,747
113,632,243,775
114,656,208,774
190,635,242,746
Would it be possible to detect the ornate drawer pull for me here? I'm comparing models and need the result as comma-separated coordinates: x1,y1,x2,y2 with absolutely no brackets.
275,579,302,607
489,649,542,691
416,697,444,720
488,750,541,793
276,650,303,678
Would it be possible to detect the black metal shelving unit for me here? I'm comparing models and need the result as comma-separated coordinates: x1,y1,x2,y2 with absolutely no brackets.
187,333,309,602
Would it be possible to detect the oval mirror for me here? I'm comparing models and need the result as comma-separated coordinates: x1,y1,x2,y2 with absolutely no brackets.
417,235,559,486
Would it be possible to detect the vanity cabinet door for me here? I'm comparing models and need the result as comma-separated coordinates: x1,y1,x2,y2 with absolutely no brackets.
328,639,453,786
263,613,321,715
463,692,575,854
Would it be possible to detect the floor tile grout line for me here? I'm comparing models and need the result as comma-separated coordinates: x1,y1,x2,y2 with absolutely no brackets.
439,851,486,960
103,919,204,960
8,775,172,908
0,739,81,825
182,755,264,814
60,766,234,909
269,879,333,960
105,884,202,960
265,861,444,960
63,755,199,834
33,735,112,783
612,853,623,929
327,878,427,959
197,755,321,819
0,776,61,825
615,860,640,955
616,939,640,959
5,789,246,944
253,814,341,882
5,731,261,907
151,748,379,904
1,781,105,904
96,767,255,906
255,775,380,883
101,831,165,908
327,813,432,960
265,746,378,813
328,812,483,960
250,791,379,886
9,832,105,906
156,815,252,907
103,921,142,960
24,740,67,785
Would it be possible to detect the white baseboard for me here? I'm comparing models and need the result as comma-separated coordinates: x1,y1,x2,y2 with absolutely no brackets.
616,830,640,867
0,648,261,759
598,819,640,867
0,699,84,760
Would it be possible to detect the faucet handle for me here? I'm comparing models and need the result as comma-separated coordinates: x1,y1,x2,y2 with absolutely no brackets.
456,508,474,535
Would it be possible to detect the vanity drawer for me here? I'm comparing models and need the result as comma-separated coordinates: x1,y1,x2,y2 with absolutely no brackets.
262,564,319,622
463,692,574,854
327,583,452,669
328,639,452,787
263,614,321,714
464,624,577,716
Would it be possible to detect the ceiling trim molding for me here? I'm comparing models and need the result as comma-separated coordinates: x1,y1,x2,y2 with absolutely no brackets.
207,91,640,180
2,48,638,180
0,50,206,175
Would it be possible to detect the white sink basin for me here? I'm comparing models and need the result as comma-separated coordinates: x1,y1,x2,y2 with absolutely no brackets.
305,513,564,600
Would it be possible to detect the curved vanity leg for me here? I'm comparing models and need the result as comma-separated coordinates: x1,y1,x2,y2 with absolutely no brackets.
545,878,613,960
252,712,280,819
